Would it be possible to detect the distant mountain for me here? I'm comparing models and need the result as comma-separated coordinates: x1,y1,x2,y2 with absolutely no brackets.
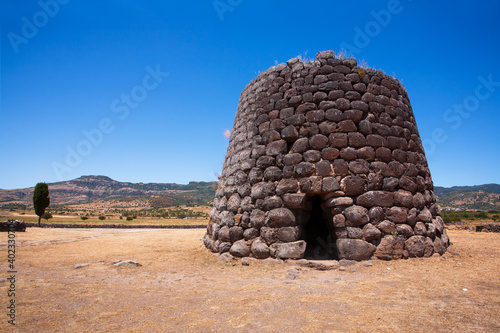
2,177,498,211
434,184,500,196
0,175,216,207
434,184,500,211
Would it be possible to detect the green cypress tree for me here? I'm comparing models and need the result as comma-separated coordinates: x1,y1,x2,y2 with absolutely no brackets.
33,183,50,227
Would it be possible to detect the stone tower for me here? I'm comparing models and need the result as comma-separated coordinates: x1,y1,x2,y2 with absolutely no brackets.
203,51,449,261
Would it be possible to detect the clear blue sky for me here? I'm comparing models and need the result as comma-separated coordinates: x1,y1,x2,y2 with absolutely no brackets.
1,0,499,189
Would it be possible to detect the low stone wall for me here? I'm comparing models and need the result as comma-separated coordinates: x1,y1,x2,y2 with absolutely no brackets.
23,222,207,229
476,224,500,233
0,220,26,232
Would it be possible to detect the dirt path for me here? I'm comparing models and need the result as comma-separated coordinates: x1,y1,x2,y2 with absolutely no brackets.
0,228,499,332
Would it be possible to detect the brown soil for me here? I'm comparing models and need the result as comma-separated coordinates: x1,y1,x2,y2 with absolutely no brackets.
0,229,499,332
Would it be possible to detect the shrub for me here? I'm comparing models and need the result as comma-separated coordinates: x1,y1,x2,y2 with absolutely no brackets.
81,216,88,221
41,212,53,221
476,211,487,219
441,211,461,224
98,216,106,220
126,216,133,221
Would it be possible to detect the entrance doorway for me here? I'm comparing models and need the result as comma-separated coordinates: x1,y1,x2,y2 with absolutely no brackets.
302,196,338,260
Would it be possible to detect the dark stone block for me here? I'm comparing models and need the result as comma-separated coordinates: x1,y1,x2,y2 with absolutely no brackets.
405,235,426,257
340,175,366,196
266,208,296,228
270,241,306,259
340,147,358,161
329,132,348,148
283,193,307,209
366,134,387,147
322,177,340,192
295,162,315,177
303,150,322,163
337,239,376,261
344,205,370,227
374,235,404,260
276,179,299,196
281,125,299,142
357,146,375,161
326,196,353,207
318,121,337,135
322,147,340,160
309,134,329,150
299,176,322,193
263,166,282,181
337,120,357,132
357,191,394,207
266,140,288,156
283,153,303,166
291,137,309,153
256,156,275,169
316,160,332,177
332,159,349,176
349,159,369,174
251,238,270,259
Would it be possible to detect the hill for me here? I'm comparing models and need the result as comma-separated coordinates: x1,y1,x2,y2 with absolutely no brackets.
434,184,500,211
0,176,216,208
434,184,500,196
2,177,499,212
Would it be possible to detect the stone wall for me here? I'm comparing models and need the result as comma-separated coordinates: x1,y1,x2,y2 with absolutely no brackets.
203,50,449,261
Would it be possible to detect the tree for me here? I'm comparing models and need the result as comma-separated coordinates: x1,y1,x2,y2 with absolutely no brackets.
33,182,50,227
42,212,53,221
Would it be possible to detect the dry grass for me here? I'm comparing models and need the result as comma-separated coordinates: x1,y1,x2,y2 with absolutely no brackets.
0,229,499,332
3,213,208,226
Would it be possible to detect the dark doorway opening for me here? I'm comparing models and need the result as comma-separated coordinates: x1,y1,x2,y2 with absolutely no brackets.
303,196,338,260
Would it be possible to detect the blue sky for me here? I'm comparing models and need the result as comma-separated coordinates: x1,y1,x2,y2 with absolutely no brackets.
1,0,499,189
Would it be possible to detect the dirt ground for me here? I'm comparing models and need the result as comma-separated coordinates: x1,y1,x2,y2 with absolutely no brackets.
0,228,498,332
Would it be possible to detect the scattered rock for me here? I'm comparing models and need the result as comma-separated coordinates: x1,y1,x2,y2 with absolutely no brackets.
114,260,142,267
286,269,299,280
218,253,233,263
74,263,89,269
285,258,308,266
306,260,339,270
263,258,284,265
241,257,256,266
339,259,357,267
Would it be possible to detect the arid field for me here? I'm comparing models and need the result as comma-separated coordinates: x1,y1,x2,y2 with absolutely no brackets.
0,228,498,332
